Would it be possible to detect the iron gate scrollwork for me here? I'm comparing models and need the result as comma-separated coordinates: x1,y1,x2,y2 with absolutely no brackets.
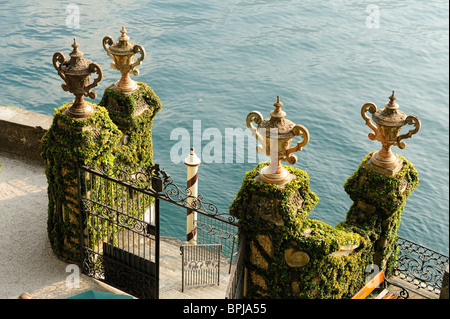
78,161,239,298
78,163,161,299
395,236,449,294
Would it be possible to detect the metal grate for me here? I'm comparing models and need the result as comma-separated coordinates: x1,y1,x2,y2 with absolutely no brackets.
180,244,222,292
395,236,449,294
195,213,238,272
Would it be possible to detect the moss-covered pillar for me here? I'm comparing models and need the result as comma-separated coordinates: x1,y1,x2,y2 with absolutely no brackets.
98,82,161,170
41,102,121,261
230,163,373,298
233,96,375,299
230,163,319,298
42,39,122,262
343,152,419,274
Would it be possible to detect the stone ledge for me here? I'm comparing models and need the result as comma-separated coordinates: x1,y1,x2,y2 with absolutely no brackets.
0,106,53,162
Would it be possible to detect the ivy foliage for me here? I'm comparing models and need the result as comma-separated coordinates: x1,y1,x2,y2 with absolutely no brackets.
230,155,419,299
41,82,162,262
230,162,369,299
341,152,419,275
343,153,419,215
41,101,122,261
99,82,162,171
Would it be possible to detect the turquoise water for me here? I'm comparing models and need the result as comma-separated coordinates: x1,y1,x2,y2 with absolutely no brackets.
0,0,448,255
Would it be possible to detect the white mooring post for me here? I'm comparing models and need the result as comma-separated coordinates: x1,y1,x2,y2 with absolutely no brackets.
184,147,201,244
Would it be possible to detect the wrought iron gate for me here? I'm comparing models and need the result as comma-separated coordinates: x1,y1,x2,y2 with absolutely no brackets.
78,163,161,299
77,162,239,298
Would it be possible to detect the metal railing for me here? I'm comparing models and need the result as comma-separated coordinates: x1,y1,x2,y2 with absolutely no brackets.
395,236,449,295
180,244,222,292
195,213,239,273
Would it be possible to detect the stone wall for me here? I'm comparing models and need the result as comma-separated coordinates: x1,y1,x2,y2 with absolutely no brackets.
0,106,52,162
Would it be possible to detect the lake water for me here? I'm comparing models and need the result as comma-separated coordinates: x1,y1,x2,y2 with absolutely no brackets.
0,0,448,255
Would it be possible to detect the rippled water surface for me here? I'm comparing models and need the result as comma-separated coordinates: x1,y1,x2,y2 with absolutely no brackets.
0,0,448,254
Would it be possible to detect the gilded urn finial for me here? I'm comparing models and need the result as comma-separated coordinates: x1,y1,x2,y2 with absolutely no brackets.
52,38,103,118
246,96,309,185
119,26,130,42
361,90,421,168
103,26,146,93
387,90,397,107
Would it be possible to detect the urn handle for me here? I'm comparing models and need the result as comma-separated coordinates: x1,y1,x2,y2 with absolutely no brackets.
246,111,265,154
52,52,68,91
361,102,379,141
83,62,103,99
397,114,421,149
285,124,310,164
130,44,146,76
102,36,117,69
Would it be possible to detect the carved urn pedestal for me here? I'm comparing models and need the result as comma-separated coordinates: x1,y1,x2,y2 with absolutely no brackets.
99,82,161,170
41,102,122,261
42,39,122,262
349,91,421,274
230,162,320,298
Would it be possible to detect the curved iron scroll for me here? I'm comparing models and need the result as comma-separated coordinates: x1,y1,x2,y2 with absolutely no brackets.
79,162,238,226
395,236,449,294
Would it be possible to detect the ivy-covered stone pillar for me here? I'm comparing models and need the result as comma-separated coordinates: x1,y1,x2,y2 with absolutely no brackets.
343,153,419,275
41,102,121,261
99,27,161,171
230,163,317,298
98,82,161,170
230,163,371,298
42,39,122,262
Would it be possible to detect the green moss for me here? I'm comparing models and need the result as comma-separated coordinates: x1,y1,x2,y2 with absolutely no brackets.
344,152,419,214
41,101,122,261
230,162,370,299
230,161,319,224
99,82,162,171
41,82,163,263
342,152,419,275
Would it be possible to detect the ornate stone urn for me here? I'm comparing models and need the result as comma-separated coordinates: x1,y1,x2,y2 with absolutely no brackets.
52,38,103,118
246,96,309,184
361,91,421,169
103,26,145,93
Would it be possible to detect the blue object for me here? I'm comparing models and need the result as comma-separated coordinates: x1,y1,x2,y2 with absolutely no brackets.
68,290,134,299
